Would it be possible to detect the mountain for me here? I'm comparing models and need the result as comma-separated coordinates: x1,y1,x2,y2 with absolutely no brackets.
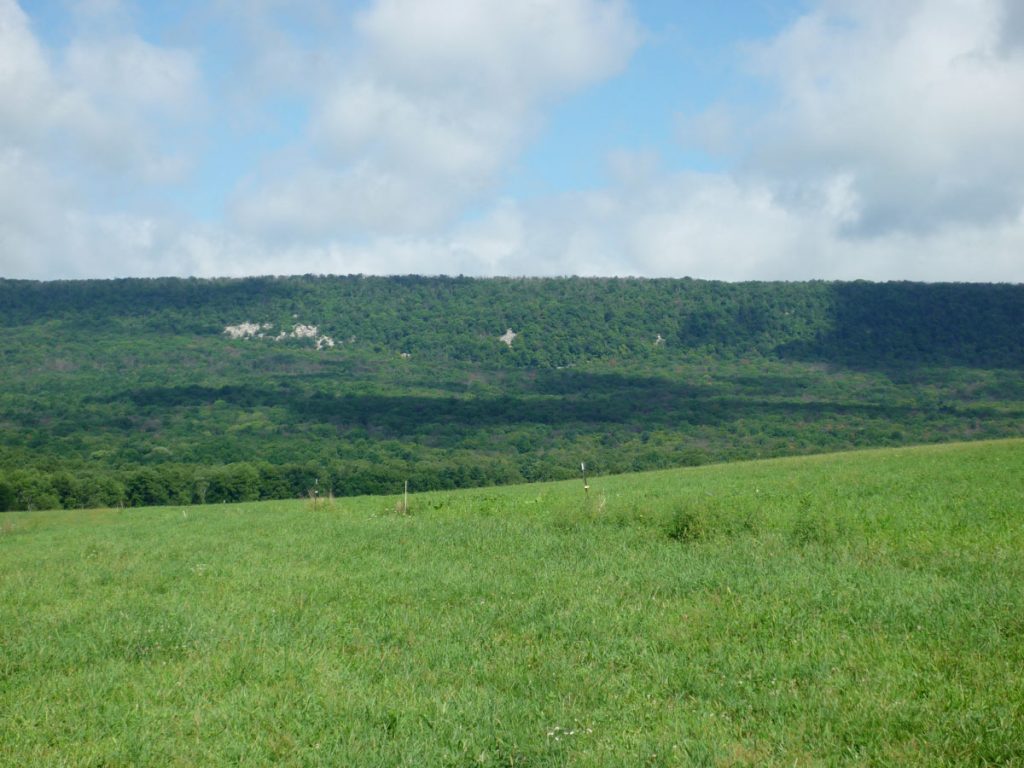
1,276,1022,510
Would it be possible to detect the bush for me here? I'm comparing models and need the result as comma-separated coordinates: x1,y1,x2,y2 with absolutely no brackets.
9,471,62,511
0,479,15,512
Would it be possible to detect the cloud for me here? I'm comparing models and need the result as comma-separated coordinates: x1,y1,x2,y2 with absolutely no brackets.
354,0,638,95
230,0,640,239
201,0,350,98
0,0,206,278
60,36,202,181
0,145,171,279
226,0,1024,279
746,0,1024,237
998,0,1024,53
0,0,59,144
65,36,200,115
3,0,1023,283
172,168,1024,282
0,0,202,181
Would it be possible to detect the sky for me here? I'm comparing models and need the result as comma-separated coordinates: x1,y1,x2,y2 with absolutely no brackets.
2,0,1023,282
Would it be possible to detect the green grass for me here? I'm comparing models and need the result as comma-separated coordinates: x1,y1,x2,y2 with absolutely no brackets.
2,440,1023,766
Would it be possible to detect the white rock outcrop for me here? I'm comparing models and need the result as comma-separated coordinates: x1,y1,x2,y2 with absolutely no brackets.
225,322,335,350
223,322,272,339
499,328,518,347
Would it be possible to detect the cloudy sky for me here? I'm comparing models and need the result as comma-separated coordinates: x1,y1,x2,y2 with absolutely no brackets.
2,0,1023,281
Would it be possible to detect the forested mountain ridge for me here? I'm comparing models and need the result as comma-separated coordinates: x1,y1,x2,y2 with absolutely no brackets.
1,276,1022,511
3,276,1022,366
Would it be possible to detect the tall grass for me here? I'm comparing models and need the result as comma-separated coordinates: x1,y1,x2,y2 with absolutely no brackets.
1,439,1022,766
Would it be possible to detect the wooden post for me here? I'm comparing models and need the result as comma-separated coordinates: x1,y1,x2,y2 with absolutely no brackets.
404,480,409,514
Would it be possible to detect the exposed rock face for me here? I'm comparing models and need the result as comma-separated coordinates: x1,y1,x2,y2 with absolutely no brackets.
499,328,518,347
223,322,271,339
224,322,335,349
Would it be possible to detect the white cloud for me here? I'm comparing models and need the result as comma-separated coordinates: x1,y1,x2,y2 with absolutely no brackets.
0,0,202,180
0,0,59,144
337,171,1024,282
0,145,172,279
231,0,640,238
61,35,203,182
0,0,206,278
747,0,1024,236
65,36,200,115
3,0,1023,283
225,0,1024,279
354,0,638,95
231,161,461,237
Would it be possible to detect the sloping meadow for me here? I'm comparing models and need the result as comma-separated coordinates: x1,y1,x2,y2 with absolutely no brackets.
2,439,1022,765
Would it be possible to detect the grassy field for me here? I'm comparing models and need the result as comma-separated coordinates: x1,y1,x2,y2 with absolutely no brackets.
2,440,1022,766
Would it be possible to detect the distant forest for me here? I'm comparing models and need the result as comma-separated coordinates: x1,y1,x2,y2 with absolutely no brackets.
1,276,1022,511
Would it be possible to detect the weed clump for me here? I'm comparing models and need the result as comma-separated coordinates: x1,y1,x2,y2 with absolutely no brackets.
666,504,711,543
789,515,843,546
789,496,843,546
665,497,761,543
305,490,335,511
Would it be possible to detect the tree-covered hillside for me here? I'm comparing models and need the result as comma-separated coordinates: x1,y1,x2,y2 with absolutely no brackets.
1,276,1022,510
3,276,1022,366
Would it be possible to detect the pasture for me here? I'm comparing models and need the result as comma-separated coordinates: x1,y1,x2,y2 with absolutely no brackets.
2,440,1022,765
